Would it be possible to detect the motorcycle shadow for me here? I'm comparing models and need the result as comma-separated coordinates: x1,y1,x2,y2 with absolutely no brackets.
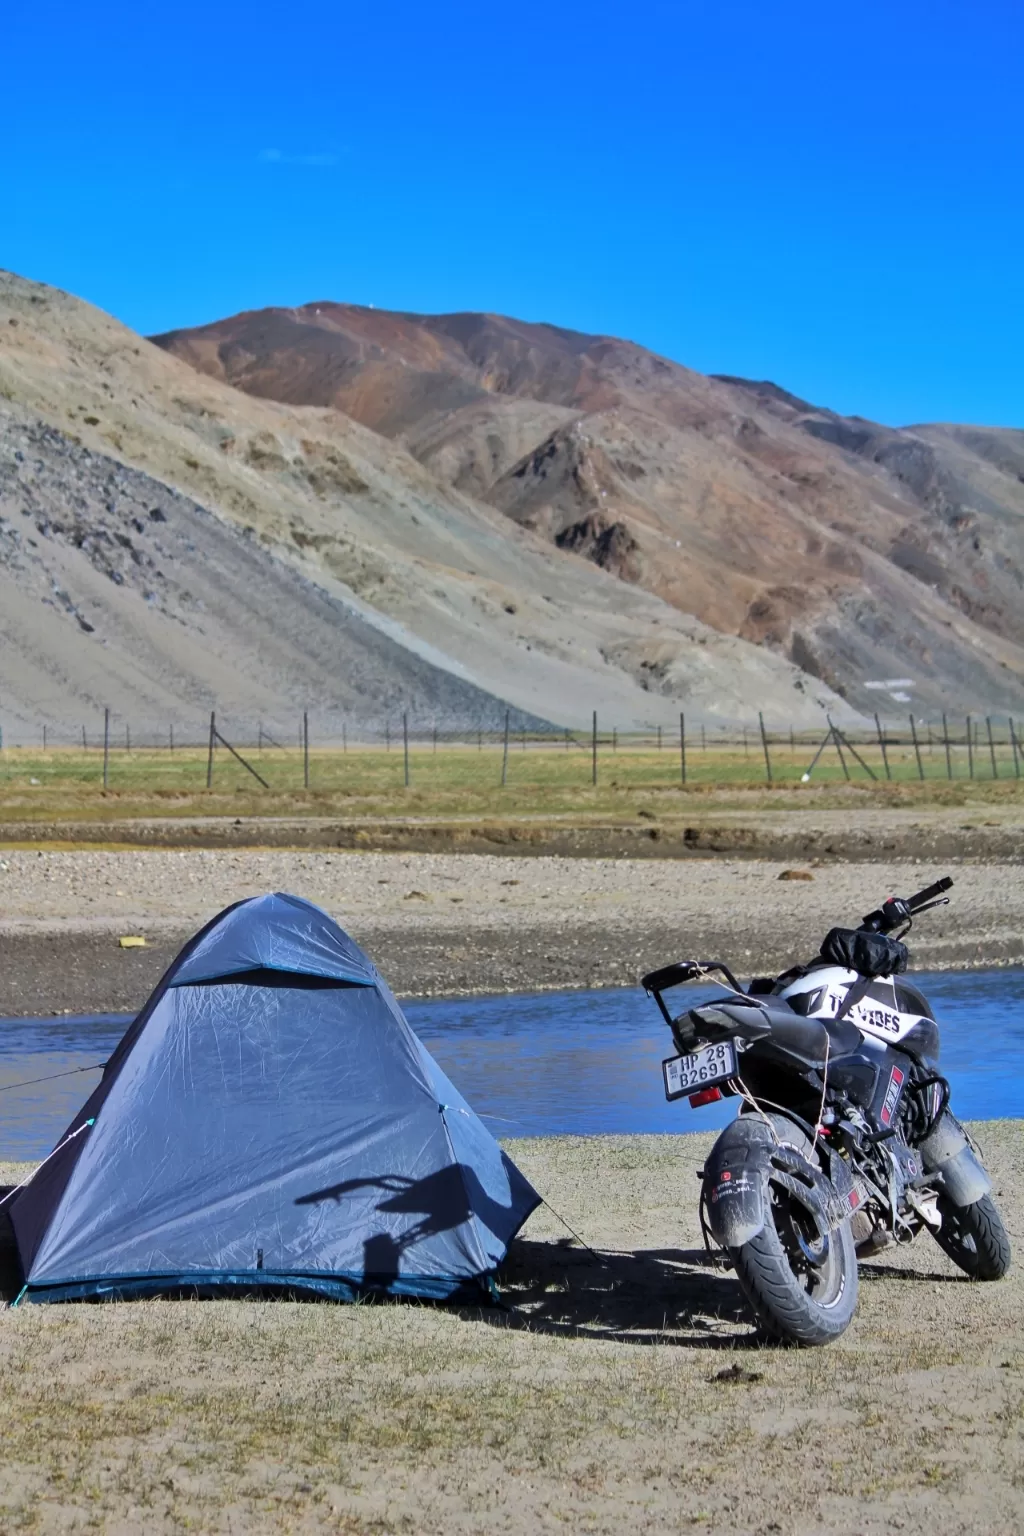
857,1259,963,1284
490,1236,757,1348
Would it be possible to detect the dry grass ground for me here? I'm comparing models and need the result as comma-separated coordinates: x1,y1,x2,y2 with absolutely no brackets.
1,1126,1023,1534
1,742,1023,830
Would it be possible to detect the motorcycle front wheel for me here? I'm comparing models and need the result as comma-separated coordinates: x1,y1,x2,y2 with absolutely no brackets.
729,1121,858,1346
933,1193,1011,1281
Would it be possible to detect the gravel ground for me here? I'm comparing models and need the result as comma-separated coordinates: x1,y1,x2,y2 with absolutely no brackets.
0,849,1022,1013
1,1124,1023,1533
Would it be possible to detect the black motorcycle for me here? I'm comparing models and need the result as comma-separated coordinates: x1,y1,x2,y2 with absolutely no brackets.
642,876,1010,1346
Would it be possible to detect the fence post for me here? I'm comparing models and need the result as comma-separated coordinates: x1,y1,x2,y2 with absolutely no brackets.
170,724,175,754
986,716,999,779
657,725,662,752
125,724,130,753
303,711,310,789
42,725,47,752
1010,717,1022,780
343,722,348,755
743,726,749,758
501,710,510,786
81,725,86,751
909,715,924,781
403,712,410,787
873,713,891,781
833,723,878,781
207,712,216,789
758,712,772,784
966,715,974,779
386,722,391,752
592,711,598,786
680,713,687,786
942,712,952,780
103,707,110,789
209,720,269,788
828,717,851,781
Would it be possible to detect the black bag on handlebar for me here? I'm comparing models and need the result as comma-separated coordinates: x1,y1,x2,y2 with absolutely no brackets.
819,928,908,977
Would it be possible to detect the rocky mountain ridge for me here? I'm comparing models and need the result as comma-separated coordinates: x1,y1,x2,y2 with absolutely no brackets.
155,302,1024,718
0,270,851,735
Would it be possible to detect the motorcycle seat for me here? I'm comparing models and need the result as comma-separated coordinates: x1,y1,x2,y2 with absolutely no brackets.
763,1004,864,1067
714,1001,863,1069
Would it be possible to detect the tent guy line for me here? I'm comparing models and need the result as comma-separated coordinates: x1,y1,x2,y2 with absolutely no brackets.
0,1118,95,1217
0,1062,106,1095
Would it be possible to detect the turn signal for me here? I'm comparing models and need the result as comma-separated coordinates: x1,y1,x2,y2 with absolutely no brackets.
688,1087,723,1109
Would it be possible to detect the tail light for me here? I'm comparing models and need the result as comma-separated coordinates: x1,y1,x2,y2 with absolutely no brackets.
689,1087,723,1109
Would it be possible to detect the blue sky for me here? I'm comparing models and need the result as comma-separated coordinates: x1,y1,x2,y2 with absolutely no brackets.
4,0,1022,425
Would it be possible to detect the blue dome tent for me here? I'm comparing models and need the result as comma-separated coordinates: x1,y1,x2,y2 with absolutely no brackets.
10,894,539,1304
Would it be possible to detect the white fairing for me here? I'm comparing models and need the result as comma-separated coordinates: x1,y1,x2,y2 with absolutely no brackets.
774,967,927,1045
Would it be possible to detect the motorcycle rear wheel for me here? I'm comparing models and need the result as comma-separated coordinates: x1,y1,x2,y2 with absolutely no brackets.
729,1120,858,1347
933,1193,1011,1281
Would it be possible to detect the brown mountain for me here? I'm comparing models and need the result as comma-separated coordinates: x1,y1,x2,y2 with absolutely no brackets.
2,271,852,736
155,304,1024,718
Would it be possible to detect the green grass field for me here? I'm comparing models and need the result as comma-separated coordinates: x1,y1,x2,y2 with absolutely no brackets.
0,733,1022,826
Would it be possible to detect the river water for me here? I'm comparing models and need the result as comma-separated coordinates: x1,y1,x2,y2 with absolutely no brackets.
1,971,1022,1160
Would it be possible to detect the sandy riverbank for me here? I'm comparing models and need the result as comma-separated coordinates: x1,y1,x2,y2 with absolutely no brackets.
0,849,1022,1014
1,1124,1022,1533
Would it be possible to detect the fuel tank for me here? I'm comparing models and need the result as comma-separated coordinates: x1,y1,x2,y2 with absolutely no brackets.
774,965,940,1067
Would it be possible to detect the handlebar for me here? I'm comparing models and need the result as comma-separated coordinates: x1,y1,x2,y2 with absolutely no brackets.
859,876,953,935
907,876,955,911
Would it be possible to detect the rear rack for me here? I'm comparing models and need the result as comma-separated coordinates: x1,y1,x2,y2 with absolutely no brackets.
641,960,743,1028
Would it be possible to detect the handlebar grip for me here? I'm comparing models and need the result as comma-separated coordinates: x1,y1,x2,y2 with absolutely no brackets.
907,876,953,911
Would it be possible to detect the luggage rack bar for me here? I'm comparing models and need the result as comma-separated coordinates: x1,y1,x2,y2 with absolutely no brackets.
641,960,744,1027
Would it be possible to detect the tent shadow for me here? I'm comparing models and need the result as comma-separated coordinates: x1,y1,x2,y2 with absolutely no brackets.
481,1236,758,1349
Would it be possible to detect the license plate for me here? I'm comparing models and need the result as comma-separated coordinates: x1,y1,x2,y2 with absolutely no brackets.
663,1040,737,1101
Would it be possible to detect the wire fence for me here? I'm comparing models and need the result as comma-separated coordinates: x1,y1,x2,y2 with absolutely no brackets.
0,707,1021,792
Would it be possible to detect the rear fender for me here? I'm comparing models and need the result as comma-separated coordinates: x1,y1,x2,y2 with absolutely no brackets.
703,1117,770,1248
919,1112,992,1207
704,1117,853,1249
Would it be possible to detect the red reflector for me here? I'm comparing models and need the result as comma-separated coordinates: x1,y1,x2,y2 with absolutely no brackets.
688,1087,723,1108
